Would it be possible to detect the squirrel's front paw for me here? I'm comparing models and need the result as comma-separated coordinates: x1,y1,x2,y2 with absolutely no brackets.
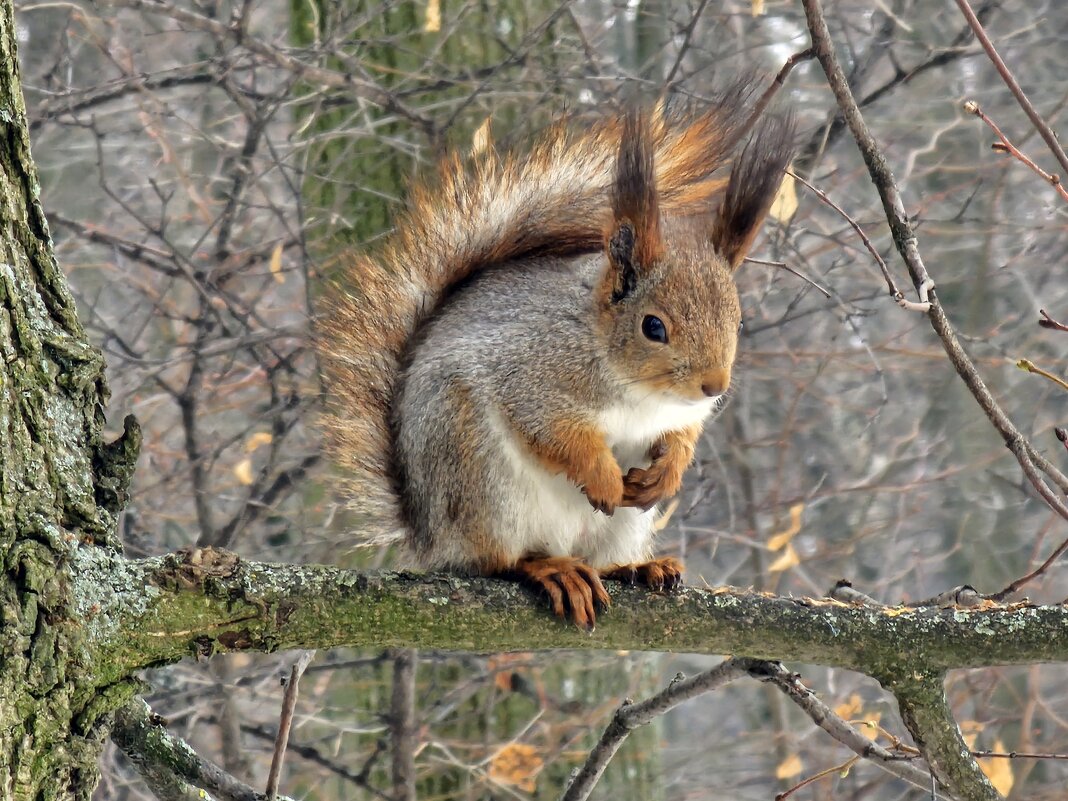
582,463,623,515
622,445,685,511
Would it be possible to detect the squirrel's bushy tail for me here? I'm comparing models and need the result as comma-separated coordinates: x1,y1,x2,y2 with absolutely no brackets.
321,95,769,544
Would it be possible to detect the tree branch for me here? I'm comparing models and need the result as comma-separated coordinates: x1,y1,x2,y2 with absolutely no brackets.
83,548,1068,676
885,672,1001,801
112,698,297,801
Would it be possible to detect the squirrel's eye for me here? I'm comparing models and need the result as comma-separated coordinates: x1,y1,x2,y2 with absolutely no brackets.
738,320,744,334
642,315,668,344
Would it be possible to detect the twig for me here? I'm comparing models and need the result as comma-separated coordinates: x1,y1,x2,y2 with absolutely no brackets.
952,0,1068,179
972,749,1068,761
993,532,1068,601
744,256,832,298
776,756,859,801
1039,309,1068,333
786,169,912,307
266,650,315,800
389,649,417,801
113,698,297,801
739,48,814,138
561,658,752,801
1017,358,1068,392
664,0,713,85
746,661,945,797
799,0,1068,515
962,101,1068,204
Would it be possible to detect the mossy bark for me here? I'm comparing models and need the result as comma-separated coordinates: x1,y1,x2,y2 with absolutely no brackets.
0,3,140,797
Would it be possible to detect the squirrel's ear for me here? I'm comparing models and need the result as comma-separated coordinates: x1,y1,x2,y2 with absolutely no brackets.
712,114,795,271
604,109,662,303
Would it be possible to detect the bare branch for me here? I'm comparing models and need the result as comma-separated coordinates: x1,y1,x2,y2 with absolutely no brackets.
562,658,752,801
113,698,297,801
952,0,1068,179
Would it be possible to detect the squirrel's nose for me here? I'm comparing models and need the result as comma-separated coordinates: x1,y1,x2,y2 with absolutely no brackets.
701,368,731,397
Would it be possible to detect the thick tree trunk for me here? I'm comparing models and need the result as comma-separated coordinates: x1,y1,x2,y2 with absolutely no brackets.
0,4,139,797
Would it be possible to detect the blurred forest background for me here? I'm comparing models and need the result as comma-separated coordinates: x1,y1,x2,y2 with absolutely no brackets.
15,0,1068,797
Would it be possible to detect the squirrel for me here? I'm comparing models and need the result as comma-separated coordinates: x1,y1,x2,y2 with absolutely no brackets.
321,93,795,629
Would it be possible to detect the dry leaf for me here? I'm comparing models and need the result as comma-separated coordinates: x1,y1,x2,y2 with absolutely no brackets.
767,502,804,550
751,0,766,16
472,117,493,155
773,546,798,576
488,743,542,793
269,242,284,284
768,543,800,573
424,0,441,33
654,497,679,530
775,753,802,779
769,172,798,223
244,432,273,452
233,458,254,486
834,693,864,720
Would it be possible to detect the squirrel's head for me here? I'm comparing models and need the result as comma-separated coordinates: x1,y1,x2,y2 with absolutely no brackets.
595,108,793,403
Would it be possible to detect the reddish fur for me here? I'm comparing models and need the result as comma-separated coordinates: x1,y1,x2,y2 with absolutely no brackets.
621,424,701,511
507,555,612,630
600,557,684,590
521,418,624,516
319,96,792,628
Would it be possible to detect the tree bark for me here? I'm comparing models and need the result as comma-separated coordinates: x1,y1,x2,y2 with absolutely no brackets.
0,3,140,797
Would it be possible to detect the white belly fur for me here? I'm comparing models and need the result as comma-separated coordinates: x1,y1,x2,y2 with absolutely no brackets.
490,389,719,567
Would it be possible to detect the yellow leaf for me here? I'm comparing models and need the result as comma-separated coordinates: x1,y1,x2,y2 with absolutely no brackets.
834,694,863,720
488,743,542,793
978,739,1014,796
269,242,284,284
472,117,493,155
768,543,800,573
234,458,254,486
769,172,798,223
424,0,441,32
244,432,273,452
775,753,802,779
768,503,804,551
751,0,766,16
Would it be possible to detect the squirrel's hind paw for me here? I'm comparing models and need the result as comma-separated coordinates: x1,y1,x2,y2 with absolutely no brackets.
601,557,684,591
508,556,612,631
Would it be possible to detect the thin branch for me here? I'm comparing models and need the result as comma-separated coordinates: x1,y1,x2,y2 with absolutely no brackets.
962,101,1068,203
1017,358,1068,392
112,698,297,801
1039,309,1068,332
562,658,753,801
799,0,1068,515
746,661,946,797
389,649,417,801
952,0,1068,178
743,256,832,298
265,650,314,800
786,169,906,304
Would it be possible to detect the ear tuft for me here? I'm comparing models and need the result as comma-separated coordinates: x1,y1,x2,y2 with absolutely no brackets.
605,109,663,301
712,113,796,270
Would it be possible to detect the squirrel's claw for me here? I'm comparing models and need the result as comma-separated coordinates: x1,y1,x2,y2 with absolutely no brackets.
601,557,684,592
510,556,612,630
